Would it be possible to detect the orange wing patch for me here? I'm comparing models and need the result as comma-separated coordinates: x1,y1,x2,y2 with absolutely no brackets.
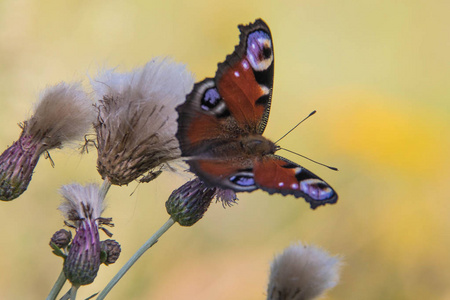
253,158,300,191
218,59,265,130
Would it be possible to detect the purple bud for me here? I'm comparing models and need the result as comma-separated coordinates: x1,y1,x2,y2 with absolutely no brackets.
0,133,42,201
50,229,72,249
166,178,216,226
63,219,101,286
100,239,121,265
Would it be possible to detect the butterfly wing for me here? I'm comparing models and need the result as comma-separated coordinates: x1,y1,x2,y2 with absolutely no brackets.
184,154,338,209
176,19,338,209
176,19,274,156
215,18,274,134
187,158,258,192
253,155,338,209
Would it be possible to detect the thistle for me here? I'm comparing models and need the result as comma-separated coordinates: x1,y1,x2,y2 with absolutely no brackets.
166,177,237,226
0,82,94,201
91,58,194,186
58,183,113,286
266,242,342,300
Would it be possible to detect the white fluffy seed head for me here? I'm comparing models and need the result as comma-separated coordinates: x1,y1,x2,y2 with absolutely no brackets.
91,57,194,136
267,242,342,300
25,82,95,149
91,58,194,185
58,183,105,224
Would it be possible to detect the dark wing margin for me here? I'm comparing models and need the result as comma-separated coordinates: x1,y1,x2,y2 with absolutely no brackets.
253,155,338,209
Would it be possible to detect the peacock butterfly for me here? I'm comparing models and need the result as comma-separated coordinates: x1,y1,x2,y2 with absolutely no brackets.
176,19,338,209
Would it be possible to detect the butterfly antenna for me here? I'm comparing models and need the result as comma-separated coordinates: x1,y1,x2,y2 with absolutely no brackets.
274,110,316,144
279,147,338,171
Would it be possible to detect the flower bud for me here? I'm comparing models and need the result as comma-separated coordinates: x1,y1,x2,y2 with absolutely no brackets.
166,178,216,226
100,239,121,265
50,229,72,249
0,133,41,200
64,219,101,286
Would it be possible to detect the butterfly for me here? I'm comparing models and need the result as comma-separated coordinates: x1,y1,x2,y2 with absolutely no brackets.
176,19,338,209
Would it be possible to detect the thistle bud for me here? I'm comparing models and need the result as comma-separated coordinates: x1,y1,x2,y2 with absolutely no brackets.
0,82,95,201
266,242,342,300
64,218,101,286
100,239,121,265
50,229,72,249
166,178,216,226
91,58,194,185
0,133,41,200
59,183,112,286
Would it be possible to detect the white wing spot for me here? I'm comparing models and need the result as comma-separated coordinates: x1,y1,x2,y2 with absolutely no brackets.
234,71,240,77
259,84,270,95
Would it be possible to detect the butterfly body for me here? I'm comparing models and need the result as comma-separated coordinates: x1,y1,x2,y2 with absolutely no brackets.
177,19,338,209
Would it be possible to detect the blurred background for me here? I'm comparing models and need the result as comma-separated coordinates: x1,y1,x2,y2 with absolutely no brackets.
0,0,449,299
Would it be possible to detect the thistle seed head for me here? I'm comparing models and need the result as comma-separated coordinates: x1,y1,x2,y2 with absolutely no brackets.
92,58,194,185
0,82,94,201
267,242,342,300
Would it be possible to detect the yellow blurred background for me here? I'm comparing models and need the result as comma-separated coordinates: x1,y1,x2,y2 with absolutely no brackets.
0,0,449,299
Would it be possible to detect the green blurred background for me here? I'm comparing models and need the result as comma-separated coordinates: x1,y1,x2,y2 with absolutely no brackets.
0,0,449,299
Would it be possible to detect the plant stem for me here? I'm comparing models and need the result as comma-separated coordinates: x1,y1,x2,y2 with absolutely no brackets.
46,268,67,300
69,285,79,299
99,178,112,200
96,217,176,300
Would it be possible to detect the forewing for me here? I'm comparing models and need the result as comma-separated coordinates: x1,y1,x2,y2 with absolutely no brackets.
176,19,275,156
216,18,274,134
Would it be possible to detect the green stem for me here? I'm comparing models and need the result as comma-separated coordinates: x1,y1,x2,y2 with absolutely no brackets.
46,268,67,300
96,217,176,300
99,178,112,200
69,285,79,299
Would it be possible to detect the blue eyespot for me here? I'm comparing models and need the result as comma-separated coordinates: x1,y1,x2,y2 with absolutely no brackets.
246,30,273,71
201,88,221,111
300,179,333,200
230,175,255,187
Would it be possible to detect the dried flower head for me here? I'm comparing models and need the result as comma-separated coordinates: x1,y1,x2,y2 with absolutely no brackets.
267,242,342,300
59,183,112,286
166,177,237,226
0,82,94,201
91,58,194,186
